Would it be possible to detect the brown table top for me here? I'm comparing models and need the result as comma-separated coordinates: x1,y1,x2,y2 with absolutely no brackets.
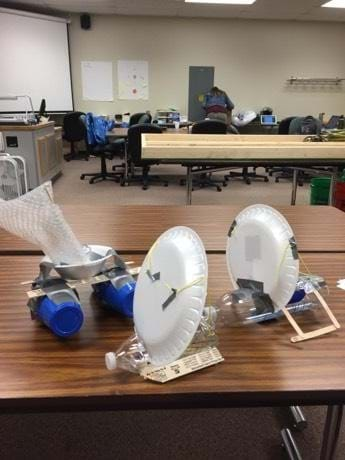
108,127,190,138
1,205,345,255
0,121,54,132
1,253,345,411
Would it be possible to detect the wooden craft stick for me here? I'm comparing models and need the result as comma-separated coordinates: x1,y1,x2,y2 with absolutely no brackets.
282,289,340,343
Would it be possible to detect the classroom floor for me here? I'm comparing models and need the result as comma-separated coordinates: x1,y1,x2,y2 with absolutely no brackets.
53,156,310,206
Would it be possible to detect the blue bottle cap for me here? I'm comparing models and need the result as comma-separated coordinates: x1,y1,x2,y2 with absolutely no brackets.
288,289,305,305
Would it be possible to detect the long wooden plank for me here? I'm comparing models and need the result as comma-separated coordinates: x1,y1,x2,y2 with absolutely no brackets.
143,134,306,143
0,253,345,409
142,140,345,161
1,205,345,254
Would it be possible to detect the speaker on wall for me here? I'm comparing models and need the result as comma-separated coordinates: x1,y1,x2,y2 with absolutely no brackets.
80,14,91,30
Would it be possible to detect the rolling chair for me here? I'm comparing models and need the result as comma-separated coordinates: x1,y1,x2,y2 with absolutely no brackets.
63,112,88,161
125,124,168,190
269,116,303,184
129,112,152,126
190,120,228,192
80,116,125,184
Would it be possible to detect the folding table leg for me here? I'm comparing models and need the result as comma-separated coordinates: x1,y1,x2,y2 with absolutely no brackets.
320,405,343,460
281,428,303,460
289,406,307,431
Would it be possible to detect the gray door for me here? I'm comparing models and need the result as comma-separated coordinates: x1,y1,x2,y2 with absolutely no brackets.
188,66,214,122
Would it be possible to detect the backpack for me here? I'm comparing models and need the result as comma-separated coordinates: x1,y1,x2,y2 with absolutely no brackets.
301,116,319,135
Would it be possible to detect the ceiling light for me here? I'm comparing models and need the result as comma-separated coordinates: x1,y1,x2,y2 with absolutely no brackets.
185,0,256,4
322,0,345,7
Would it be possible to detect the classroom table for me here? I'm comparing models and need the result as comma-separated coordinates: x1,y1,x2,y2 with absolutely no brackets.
1,205,345,254
0,252,344,459
141,134,345,204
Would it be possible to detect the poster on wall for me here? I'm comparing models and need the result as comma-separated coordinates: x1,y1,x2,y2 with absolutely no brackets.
117,60,149,100
81,61,113,101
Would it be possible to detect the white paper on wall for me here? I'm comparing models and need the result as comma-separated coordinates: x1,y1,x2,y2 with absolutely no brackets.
118,60,149,100
81,61,113,101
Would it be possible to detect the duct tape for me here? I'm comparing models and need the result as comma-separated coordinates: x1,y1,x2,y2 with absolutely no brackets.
289,237,299,260
146,269,161,282
235,278,274,315
228,220,237,237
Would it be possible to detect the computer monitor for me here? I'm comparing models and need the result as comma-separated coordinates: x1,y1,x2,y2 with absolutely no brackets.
38,99,46,118
260,114,277,125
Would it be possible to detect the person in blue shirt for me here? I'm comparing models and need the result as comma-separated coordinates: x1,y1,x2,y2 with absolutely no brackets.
203,86,235,125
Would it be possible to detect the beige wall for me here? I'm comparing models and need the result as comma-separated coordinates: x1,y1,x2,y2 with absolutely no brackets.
68,15,345,120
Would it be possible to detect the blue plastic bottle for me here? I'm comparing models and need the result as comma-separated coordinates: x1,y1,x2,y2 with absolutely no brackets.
36,289,83,338
93,272,136,317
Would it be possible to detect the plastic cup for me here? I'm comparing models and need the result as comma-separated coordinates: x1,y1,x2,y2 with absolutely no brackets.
174,121,180,129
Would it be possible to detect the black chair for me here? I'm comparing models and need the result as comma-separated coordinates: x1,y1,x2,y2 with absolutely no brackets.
129,112,152,126
63,112,88,161
80,118,125,185
125,124,168,190
269,117,301,183
224,124,269,185
279,116,297,134
190,120,228,192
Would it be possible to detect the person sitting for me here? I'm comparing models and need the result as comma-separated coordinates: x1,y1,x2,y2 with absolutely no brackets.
203,86,234,125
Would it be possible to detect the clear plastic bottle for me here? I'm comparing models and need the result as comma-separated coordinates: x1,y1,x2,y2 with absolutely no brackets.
105,334,149,373
215,292,318,326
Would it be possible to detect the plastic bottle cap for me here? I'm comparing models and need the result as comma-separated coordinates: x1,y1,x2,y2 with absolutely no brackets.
105,352,117,370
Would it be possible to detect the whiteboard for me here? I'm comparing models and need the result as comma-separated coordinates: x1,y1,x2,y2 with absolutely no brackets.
0,9,73,112
118,60,149,100
81,61,113,102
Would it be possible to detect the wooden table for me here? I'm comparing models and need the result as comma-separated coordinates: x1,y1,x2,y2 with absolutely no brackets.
142,134,344,205
1,205,345,255
107,127,190,139
1,252,345,411
0,252,344,459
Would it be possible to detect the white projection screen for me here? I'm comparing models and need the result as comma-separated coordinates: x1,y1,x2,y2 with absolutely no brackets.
0,8,73,112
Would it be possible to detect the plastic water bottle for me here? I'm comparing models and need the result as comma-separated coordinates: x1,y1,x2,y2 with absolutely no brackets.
105,334,149,373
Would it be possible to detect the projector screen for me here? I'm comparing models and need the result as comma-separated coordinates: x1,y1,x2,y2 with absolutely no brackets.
0,8,73,112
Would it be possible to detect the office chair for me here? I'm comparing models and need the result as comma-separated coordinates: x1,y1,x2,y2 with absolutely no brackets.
125,124,168,190
189,120,228,192
224,125,269,185
79,117,125,184
129,112,152,126
63,112,89,161
268,116,304,184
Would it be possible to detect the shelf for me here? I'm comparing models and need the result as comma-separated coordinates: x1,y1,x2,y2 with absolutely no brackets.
287,77,345,85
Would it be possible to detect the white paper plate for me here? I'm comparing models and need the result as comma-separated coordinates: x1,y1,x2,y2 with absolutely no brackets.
134,226,208,366
226,205,299,311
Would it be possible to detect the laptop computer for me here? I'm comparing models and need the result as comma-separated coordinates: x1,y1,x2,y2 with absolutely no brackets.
260,114,277,126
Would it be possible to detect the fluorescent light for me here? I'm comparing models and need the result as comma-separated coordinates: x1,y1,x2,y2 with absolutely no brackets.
322,0,345,7
185,0,256,4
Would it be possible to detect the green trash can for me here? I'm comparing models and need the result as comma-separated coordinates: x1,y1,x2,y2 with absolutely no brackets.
310,177,331,205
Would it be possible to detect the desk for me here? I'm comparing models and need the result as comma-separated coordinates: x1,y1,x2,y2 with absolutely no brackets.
107,127,190,139
142,134,344,204
0,252,344,459
0,122,63,189
1,205,345,254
